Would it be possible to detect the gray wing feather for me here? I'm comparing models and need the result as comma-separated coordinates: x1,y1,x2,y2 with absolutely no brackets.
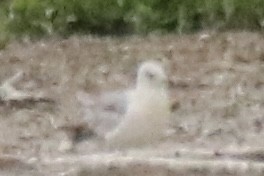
76,90,130,136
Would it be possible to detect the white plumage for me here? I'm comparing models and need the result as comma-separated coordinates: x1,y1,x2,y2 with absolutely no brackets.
105,61,170,148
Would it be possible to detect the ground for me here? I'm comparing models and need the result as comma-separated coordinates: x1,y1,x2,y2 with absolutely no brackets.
0,31,264,176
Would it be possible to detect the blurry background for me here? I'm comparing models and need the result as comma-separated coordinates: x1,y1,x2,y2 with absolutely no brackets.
0,0,264,42
0,1,264,176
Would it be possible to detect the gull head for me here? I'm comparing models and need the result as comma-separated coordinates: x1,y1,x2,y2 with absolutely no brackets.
136,61,168,89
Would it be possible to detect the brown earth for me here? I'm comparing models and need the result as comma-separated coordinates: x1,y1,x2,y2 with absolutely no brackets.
0,31,264,175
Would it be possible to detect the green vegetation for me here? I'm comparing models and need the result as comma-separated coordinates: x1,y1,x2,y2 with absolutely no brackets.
0,0,264,39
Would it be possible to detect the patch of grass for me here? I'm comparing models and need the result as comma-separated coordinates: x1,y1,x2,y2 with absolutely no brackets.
0,1,10,49
0,0,264,39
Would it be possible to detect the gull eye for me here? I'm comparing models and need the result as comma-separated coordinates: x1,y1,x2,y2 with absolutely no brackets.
145,71,155,80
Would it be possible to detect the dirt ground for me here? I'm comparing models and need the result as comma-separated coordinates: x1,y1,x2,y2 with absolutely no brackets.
0,31,264,176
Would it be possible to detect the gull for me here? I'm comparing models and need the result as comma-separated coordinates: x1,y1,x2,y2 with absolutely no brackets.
104,60,171,148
